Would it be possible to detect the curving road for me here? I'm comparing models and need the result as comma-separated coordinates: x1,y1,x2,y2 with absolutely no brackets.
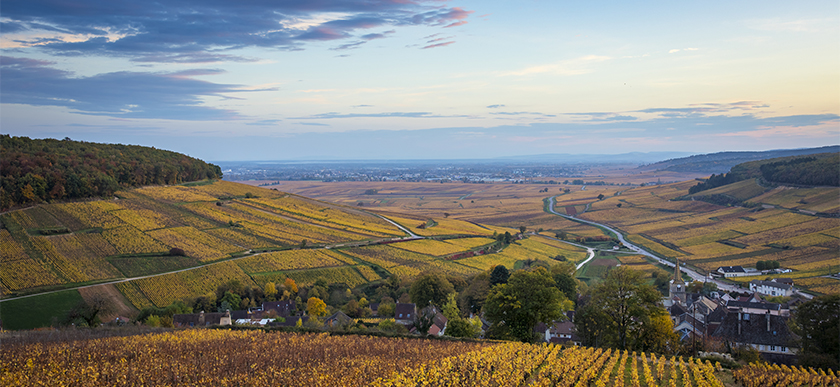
547,196,745,293
1,213,423,303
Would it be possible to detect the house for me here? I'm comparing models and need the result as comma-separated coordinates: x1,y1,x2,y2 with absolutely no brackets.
736,293,764,303
689,296,720,317
261,300,296,317
234,318,273,326
427,311,448,336
674,314,705,341
774,278,794,286
716,266,748,278
324,311,353,329
726,300,787,316
173,310,232,327
545,320,581,346
749,280,793,297
394,303,416,325
711,310,798,365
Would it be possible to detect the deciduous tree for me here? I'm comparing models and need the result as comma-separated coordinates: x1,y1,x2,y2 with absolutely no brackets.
485,267,572,342
581,266,663,350
793,294,840,370
489,265,510,287
264,282,277,301
409,271,454,307
307,297,327,317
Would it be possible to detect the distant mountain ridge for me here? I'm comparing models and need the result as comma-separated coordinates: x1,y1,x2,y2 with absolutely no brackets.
493,151,693,164
637,146,839,174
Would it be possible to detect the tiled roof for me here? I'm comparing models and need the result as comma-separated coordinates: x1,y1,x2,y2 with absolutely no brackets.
712,312,798,347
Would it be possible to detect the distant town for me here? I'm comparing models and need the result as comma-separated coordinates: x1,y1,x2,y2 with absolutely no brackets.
217,160,657,185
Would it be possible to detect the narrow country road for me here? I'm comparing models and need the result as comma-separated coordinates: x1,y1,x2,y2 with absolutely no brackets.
0,214,422,303
533,234,595,271
547,196,745,293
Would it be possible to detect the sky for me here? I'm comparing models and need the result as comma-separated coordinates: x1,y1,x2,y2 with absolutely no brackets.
1,0,838,161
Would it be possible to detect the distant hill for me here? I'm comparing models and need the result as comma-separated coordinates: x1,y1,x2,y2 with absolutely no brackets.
496,151,692,164
637,146,839,174
689,151,839,194
0,135,222,210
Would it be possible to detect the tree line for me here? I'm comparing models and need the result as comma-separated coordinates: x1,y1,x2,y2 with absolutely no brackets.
687,152,838,195
759,154,839,187
0,135,222,209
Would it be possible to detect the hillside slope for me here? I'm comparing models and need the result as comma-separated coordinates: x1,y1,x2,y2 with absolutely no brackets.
562,179,839,295
638,146,838,174
0,135,222,210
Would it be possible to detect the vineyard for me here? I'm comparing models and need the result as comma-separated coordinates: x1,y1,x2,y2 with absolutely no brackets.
0,329,748,386
555,180,840,293
0,180,413,297
733,361,840,387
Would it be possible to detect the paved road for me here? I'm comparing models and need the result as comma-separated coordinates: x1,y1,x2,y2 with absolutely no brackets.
547,196,744,293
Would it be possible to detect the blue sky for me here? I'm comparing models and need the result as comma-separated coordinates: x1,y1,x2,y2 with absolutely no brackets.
1,0,838,161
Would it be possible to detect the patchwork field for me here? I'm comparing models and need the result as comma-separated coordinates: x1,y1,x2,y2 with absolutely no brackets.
0,180,405,297
263,181,613,240
563,180,839,294
3,180,598,319
261,179,839,295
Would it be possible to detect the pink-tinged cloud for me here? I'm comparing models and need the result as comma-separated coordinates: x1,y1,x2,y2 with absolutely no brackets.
432,7,473,27
422,41,455,49
426,36,453,43
444,21,468,28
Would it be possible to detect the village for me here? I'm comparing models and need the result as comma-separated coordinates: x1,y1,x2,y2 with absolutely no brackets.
168,259,812,367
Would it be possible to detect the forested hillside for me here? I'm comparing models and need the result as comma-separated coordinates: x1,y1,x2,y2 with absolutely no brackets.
0,135,222,209
688,152,839,195
640,146,838,174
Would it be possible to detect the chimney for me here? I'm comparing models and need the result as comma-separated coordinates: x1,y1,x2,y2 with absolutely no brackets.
766,310,771,332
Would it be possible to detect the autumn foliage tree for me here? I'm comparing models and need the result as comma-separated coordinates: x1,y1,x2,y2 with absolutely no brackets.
307,297,327,317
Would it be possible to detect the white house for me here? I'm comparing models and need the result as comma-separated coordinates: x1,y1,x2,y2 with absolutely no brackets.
749,280,793,297
716,266,759,278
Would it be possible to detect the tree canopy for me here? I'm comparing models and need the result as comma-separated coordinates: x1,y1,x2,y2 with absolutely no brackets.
793,294,840,370
0,135,221,209
489,265,510,287
576,266,664,350
485,267,572,342
409,271,454,308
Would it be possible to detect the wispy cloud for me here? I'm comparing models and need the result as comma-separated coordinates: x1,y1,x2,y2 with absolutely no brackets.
501,55,611,76
668,48,699,54
332,29,396,50
566,112,637,122
422,41,456,49
246,119,282,126
746,17,838,33
491,111,556,118
638,101,770,118
0,55,275,120
296,111,471,119
1,1,475,63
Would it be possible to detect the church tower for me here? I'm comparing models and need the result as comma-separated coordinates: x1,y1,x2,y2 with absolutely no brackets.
669,259,686,304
